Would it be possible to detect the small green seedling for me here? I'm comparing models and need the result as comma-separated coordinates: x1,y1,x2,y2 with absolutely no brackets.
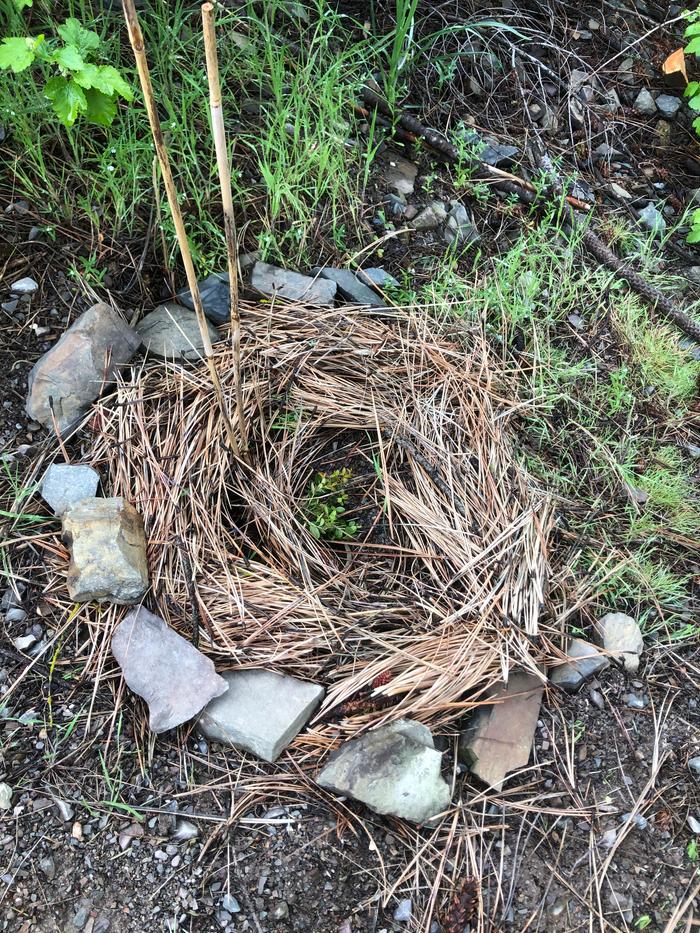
687,838,699,862
684,9,700,242
303,468,358,541
0,17,132,128
634,917,652,931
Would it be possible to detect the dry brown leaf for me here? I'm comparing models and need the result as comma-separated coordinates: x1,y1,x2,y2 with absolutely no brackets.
662,47,688,82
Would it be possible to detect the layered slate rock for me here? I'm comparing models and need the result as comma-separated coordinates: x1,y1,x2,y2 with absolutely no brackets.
197,669,324,762
112,607,227,733
136,302,218,361
458,672,543,790
41,463,99,516
177,272,230,325
311,267,385,307
62,497,149,604
250,262,337,306
595,612,644,673
549,637,609,692
316,719,451,824
26,302,140,433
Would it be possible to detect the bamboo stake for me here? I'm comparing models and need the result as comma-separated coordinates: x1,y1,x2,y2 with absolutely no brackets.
201,1,248,459
121,0,240,457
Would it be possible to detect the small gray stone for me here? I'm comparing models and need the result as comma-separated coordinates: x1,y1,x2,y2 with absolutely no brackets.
0,783,11,810
62,498,148,604
608,182,632,201
222,894,241,914
550,638,610,693
41,463,100,516
480,140,519,167
2,299,19,313
251,262,336,306
618,58,638,86
197,669,324,762
112,607,228,733
72,906,90,930
385,155,418,196
688,815,700,834
312,268,385,307
11,277,38,295
316,719,451,824
271,901,289,920
177,272,230,325
356,268,399,289
26,302,140,433
637,202,666,234
13,634,36,651
410,201,448,231
55,799,75,821
38,855,55,880
656,94,681,118
136,303,218,361
602,88,621,111
394,898,412,922
444,201,480,247
633,89,656,116
626,693,646,709
689,756,700,775
595,612,643,672
5,607,26,624
172,818,199,841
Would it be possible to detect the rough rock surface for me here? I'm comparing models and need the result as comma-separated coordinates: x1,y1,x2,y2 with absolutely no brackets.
62,497,149,604
136,303,217,361
549,638,610,692
633,88,656,115
312,268,385,307
316,719,451,824
177,272,230,325
595,612,644,672
444,201,480,247
410,201,447,231
356,267,399,289
197,669,324,762
656,94,681,118
112,607,227,733
385,155,418,195
459,672,544,789
250,262,337,306
26,302,140,433
41,463,100,516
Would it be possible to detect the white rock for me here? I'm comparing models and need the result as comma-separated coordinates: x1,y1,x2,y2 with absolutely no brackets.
0,783,12,810
198,669,324,762
41,463,100,516
595,613,643,673
11,277,38,295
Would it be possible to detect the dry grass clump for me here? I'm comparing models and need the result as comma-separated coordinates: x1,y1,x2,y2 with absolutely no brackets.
89,299,553,740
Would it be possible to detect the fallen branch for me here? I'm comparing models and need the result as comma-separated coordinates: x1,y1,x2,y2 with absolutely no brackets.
361,86,700,344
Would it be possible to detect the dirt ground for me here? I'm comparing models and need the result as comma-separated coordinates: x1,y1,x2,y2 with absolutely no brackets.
2,0,700,931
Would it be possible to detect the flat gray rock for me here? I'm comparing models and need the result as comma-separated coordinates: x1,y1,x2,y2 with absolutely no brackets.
198,669,324,762
595,612,643,672
444,201,480,247
41,463,99,516
112,607,227,733
26,302,140,433
62,497,148,604
136,303,218,361
385,155,418,196
316,719,451,824
250,262,336,306
356,268,399,289
480,139,519,167
411,202,447,231
656,94,681,118
177,272,230,325
550,638,609,693
459,672,543,790
638,202,666,234
312,268,384,307
11,277,38,295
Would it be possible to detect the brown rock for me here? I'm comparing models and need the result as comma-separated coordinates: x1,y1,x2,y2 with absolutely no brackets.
459,672,544,790
62,497,148,604
26,302,140,433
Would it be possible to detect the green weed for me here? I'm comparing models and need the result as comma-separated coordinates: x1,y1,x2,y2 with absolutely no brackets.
303,468,358,541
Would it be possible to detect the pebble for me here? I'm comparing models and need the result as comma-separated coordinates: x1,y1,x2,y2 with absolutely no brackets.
0,783,12,810
172,818,199,841
222,894,241,914
394,898,412,922
621,812,648,829
1,300,19,313
10,277,38,295
688,815,700,834
608,182,632,201
625,693,646,710
38,855,55,880
599,828,617,848
271,900,289,920
589,688,604,710
73,906,90,929
633,88,656,115
13,634,36,651
656,94,681,118
689,757,700,775
5,607,27,624
55,799,75,821
637,202,666,234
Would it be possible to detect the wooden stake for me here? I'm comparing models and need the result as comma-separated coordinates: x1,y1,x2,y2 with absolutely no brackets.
121,0,240,457
201,1,248,459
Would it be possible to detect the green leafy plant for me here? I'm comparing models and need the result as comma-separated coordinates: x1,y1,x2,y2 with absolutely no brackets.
634,917,652,931
0,17,132,127
687,838,699,862
303,468,358,540
684,9,700,241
